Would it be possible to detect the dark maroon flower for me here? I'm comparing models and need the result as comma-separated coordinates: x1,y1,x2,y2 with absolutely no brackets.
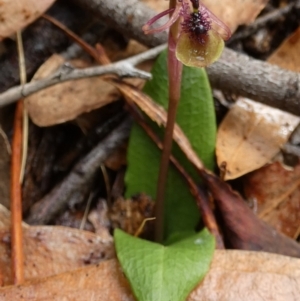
143,0,231,67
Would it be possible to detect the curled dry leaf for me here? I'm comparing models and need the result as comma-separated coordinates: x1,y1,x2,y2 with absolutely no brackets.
1,251,299,301
0,0,55,40
216,98,300,180
0,205,114,285
244,161,300,239
25,54,120,126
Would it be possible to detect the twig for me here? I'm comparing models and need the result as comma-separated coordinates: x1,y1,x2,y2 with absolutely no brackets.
42,14,102,63
0,44,166,108
126,103,224,248
25,118,132,225
72,0,300,116
10,98,24,284
10,30,26,285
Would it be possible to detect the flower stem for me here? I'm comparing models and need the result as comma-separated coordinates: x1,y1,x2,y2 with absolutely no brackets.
154,0,183,243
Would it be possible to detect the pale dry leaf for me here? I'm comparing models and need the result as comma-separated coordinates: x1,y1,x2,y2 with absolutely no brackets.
1,250,299,301
216,98,300,180
217,26,300,180
0,204,114,286
189,250,300,301
0,0,55,40
25,54,120,126
244,161,300,238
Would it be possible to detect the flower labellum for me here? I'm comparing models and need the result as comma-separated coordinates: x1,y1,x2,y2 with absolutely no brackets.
143,0,231,68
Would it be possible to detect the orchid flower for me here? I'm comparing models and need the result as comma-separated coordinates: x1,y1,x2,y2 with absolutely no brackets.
143,0,231,68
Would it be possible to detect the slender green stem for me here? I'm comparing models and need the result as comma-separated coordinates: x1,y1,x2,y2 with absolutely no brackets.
154,0,183,243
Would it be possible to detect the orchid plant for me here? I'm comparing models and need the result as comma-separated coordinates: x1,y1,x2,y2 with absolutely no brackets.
143,0,231,242
114,2,231,299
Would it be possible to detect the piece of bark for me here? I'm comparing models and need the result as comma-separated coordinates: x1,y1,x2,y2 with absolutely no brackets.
0,0,92,93
25,118,132,225
201,171,300,258
72,0,300,115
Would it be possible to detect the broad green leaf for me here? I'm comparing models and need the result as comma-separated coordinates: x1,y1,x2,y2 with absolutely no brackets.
125,50,216,239
114,228,215,301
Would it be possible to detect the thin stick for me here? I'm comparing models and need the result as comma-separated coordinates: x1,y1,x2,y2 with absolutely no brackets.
154,0,182,243
10,99,24,284
10,31,26,285
42,14,101,63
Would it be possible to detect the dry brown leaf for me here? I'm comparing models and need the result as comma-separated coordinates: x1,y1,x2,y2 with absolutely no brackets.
1,250,299,301
217,26,300,180
0,205,114,285
216,98,300,180
0,0,55,40
25,54,120,126
244,161,300,239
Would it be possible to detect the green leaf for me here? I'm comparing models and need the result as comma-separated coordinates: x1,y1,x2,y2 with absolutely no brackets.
114,228,215,301
125,50,216,239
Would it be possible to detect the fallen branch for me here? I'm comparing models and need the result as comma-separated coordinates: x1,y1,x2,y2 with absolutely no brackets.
0,44,166,108
72,0,300,116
